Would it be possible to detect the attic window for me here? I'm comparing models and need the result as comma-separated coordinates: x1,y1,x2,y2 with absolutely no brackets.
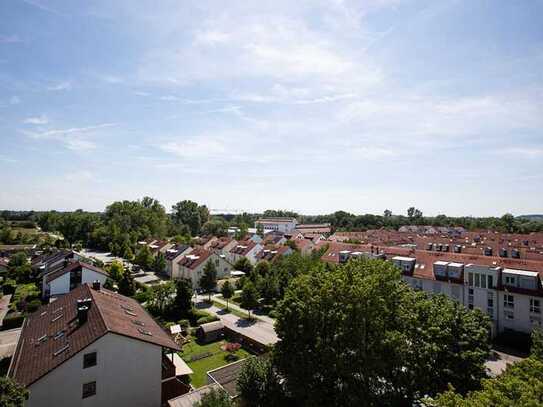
54,330,65,340
124,310,137,317
120,304,133,312
51,314,63,322
53,344,70,357
132,320,145,327
40,311,47,316
37,334,48,343
138,328,153,336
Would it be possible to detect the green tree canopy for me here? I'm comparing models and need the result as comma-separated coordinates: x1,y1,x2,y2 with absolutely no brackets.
274,258,491,407
172,279,193,317
172,200,205,236
118,268,136,296
107,260,124,282
220,280,234,310
240,281,259,319
0,376,29,407
193,388,233,407
199,261,217,301
233,257,253,275
153,252,166,275
237,357,290,407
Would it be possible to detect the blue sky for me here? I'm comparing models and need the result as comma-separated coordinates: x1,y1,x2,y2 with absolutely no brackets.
1,0,542,216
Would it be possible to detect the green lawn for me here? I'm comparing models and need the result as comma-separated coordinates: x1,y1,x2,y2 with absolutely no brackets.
180,336,250,388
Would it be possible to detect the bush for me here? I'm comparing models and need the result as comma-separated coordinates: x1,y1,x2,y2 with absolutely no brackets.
134,290,152,304
178,319,190,328
26,299,42,313
196,315,219,325
1,279,16,295
2,312,25,330
268,309,278,319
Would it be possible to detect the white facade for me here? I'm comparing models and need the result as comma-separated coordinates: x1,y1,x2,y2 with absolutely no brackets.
228,243,263,265
400,263,542,337
26,333,162,407
177,254,232,289
254,218,297,233
45,266,108,298
166,247,193,279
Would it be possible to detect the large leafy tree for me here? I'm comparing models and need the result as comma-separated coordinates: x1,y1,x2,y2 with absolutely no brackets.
135,245,153,270
233,257,253,275
237,357,291,407
153,252,166,275
172,279,193,317
0,376,29,407
171,200,204,236
118,268,136,296
199,261,218,301
7,252,32,283
240,281,259,319
274,258,491,407
220,280,234,310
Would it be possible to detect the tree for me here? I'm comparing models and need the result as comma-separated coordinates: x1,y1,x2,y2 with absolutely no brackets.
172,200,202,236
531,326,543,360
107,260,124,282
260,272,279,305
172,279,193,317
153,252,166,275
274,258,491,407
118,269,136,296
384,209,392,217
202,219,228,237
7,252,32,283
240,281,259,319
194,388,233,407
254,260,271,276
256,223,264,237
234,223,248,241
233,257,253,275
135,246,153,270
430,357,543,406
149,282,175,314
221,280,234,310
0,376,29,407
237,357,291,407
199,261,217,301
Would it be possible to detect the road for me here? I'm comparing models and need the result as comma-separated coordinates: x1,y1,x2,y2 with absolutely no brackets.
0,327,21,359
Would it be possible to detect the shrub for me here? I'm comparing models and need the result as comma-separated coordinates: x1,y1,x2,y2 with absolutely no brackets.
2,312,25,330
196,315,219,325
134,290,152,304
1,279,16,295
26,299,42,313
178,319,190,328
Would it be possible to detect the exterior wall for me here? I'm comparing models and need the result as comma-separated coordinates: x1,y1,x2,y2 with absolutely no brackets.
498,291,541,333
180,254,232,289
27,333,162,407
81,268,107,287
254,221,297,233
49,273,70,297
168,248,193,279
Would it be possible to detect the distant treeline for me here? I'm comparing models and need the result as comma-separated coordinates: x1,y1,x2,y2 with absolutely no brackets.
1,204,542,253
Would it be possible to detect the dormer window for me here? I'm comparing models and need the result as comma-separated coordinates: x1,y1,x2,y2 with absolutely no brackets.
505,276,515,286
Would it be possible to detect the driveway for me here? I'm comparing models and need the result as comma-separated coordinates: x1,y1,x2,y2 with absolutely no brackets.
0,327,21,359
195,299,279,346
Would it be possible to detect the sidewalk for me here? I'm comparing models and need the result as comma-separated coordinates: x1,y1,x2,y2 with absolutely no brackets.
210,294,276,325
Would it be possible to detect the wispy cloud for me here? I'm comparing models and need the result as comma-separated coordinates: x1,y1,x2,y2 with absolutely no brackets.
0,34,23,44
0,155,18,163
22,123,117,152
23,114,49,125
47,81,72,91
20,0,65,16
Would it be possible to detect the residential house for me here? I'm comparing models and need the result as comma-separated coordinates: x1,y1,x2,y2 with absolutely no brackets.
165,245,193,279
8,282,185,407
227,241,263,265
256,245,293,263
176,248,231,289
41,261,109,299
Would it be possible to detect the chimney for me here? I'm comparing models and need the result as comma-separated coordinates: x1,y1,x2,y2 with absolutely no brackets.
76,299,91,325
92,280,101,291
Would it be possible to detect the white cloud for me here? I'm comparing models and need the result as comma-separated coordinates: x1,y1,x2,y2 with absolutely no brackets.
22,123,117,152
160,136,227,159
47,81,72,91
23,114,49,125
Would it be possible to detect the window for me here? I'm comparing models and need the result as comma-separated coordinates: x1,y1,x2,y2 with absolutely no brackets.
504,294,514,309
432,282,441,294
474,274,480,288
487,292,494,317
504,310,514,320
480,275,486,289
468,272,473,286
83,352,97,369
468,288,474,309
505,276,515,286
82,381,96,399
530,299,541,314
487,275,494,288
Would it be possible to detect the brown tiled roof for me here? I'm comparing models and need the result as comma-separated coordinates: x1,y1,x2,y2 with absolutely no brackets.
229,240,257,256
177,248,213,270
9,284,179,387
44,261,108,284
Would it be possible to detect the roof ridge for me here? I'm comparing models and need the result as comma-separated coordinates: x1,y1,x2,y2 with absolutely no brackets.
86,284,110,332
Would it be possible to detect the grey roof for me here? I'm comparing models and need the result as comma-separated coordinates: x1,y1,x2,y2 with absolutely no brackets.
167,384,221,407
198,321,224,334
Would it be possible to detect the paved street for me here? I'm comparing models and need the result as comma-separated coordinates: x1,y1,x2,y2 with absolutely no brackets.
0,327,21,359
0,294,12,327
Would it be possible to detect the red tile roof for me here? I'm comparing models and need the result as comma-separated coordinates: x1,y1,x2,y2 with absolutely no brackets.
177,248,213,270
9,284,179,387
229,240,257,256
